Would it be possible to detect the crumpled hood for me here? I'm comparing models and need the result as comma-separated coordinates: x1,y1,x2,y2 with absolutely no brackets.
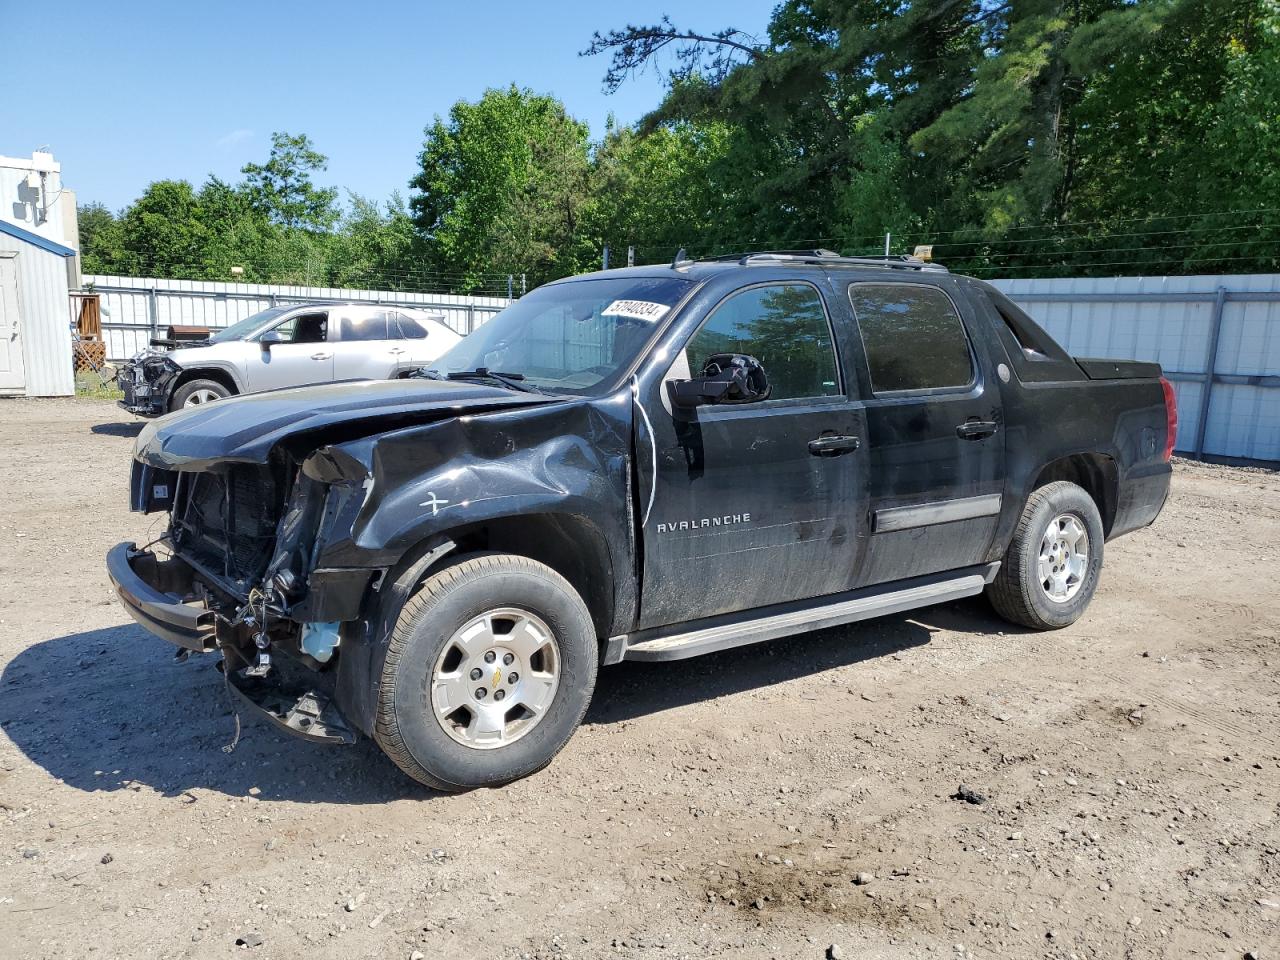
134,378,562,469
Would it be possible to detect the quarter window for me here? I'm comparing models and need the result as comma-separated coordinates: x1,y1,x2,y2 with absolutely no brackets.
390,311,430,339
686,284,840,401
848,284,974,393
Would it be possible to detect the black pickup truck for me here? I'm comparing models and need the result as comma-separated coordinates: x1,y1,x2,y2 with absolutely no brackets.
108,252,1175,791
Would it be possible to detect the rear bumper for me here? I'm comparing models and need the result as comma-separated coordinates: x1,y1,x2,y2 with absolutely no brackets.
106,542,216,652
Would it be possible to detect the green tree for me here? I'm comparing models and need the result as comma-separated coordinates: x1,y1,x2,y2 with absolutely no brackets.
76,202,124,274
410,86,593,289
325,192,420,289
117,180,208,278
241,132,339,231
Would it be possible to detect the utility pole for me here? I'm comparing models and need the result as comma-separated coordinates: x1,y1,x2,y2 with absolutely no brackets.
627,245,635,267
884,232,891,257
602,245,610,270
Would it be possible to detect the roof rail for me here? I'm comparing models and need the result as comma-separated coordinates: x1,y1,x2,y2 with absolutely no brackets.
699,250,949,273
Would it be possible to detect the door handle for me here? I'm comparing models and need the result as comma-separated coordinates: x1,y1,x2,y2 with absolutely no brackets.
808,435,861,457
310,352,332,361
956,419,998,440
388,347,405,355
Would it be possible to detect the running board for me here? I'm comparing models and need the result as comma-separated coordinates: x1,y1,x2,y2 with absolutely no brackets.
612,563,999,663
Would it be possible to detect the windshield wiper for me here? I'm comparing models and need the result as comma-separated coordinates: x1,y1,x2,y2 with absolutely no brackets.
444,368,543,394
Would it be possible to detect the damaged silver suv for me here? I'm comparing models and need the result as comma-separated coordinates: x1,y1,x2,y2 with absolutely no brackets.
118,302,461,416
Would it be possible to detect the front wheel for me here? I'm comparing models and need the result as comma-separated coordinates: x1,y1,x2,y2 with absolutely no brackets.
170,378,231,410
374,553,598,791
988,480,1105,630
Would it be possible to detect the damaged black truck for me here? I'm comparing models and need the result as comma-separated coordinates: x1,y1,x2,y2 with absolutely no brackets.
108,252,1176,791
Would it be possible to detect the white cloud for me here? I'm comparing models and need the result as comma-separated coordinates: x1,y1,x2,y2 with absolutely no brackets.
214,128,254,150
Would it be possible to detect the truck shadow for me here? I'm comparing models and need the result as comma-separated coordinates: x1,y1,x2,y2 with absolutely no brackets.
90,421,145,437
1,600,1000,804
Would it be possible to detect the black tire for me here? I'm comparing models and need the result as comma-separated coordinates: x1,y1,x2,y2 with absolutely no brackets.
374,552,598,791
169,378,231,411
988,480,1105,630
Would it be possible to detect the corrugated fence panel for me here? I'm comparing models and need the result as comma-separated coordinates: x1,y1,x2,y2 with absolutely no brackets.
993,274,1280,463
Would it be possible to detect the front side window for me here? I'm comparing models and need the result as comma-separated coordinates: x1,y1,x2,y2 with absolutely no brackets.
847,283,974,393
686,283,840,401
271,312,328,344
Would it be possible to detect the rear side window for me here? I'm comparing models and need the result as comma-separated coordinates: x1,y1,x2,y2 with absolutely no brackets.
847,283,974,393
687,283,840,400
341,311,389,342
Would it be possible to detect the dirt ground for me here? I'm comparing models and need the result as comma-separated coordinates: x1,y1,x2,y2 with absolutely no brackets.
1,397,1277,960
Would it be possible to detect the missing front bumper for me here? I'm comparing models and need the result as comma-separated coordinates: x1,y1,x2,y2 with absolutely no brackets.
106,542,216,652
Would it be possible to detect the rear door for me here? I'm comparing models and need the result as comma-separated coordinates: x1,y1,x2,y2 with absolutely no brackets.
331,307,400,380
637,278,869,628
837,279,1006,586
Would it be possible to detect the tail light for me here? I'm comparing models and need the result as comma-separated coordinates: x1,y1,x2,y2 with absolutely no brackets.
1159,376,1178,461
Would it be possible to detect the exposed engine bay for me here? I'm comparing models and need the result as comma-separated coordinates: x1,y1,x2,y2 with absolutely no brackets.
125,447,375,742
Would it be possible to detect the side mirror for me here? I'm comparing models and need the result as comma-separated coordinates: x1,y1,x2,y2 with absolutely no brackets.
258,329,285,350
668,353,772,409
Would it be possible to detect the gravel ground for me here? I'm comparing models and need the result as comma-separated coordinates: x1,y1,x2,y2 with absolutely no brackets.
1,398,1277,960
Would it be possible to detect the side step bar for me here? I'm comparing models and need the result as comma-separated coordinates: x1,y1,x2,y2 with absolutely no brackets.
609,563,999,663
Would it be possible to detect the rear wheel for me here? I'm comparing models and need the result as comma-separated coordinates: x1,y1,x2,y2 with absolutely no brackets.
171,378,231,410
988,480,1104,630
374,553,597,791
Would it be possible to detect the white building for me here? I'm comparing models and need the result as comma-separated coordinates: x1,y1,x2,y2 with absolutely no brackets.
1,151,79,396
0,151,78,251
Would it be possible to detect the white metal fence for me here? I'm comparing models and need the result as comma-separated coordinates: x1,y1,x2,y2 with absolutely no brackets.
86,271,1279,463
993,274,1280,463
87,275,512,363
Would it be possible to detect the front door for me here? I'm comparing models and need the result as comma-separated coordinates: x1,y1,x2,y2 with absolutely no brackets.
245,310,332,392
0,255,26,393
637,280,869,629
839,280,1006,587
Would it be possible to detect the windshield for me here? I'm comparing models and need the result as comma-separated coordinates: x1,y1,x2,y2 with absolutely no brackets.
428,276,695,395
208,306,294,343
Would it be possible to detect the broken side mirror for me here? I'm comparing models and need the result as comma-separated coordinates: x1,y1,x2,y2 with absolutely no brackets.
668,353,772,408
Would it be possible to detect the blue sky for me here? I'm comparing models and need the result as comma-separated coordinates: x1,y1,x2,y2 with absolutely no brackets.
1,0,777,213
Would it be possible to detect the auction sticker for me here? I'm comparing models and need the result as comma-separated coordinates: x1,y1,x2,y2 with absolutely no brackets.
602,300,670,323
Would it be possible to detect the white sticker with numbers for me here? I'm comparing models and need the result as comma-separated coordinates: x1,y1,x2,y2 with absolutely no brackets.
601,299,669,323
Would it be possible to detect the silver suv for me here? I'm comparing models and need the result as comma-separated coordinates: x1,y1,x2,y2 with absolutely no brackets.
118,302,462,416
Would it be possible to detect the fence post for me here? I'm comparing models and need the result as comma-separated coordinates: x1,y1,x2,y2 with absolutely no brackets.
467,303,475,335
148,287,159,342
507,275,513,299
1193,284,1229,460
602,245,610,270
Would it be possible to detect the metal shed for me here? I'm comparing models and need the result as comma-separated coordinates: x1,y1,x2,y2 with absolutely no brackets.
0,220,76,397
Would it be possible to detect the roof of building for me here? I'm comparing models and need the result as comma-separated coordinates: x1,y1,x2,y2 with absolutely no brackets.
0,219,77,258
